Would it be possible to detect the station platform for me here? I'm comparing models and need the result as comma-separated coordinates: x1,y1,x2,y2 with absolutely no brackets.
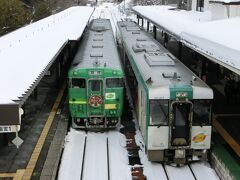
0,78,68,180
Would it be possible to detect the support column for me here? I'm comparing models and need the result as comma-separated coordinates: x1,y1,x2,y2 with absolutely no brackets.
178,42,182,60
55,60,61,88
141,18,144,28
153,25,157,39
33,87,38,99
164,33,168,47
137,15,139,25
147,21,150,32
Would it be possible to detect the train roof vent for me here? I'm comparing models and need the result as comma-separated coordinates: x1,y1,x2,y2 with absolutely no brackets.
162,72,181,79
133,41,159,52
92,26,108,32
93,38,103,41
144,52,175,66
136,38,147,41
126,26,140,31
90,52,103,57
92,45,104,48
132,31,140,34
94,33,103,36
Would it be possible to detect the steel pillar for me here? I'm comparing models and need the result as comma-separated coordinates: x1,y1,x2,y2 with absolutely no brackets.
178,42,182,60
153,25,157,39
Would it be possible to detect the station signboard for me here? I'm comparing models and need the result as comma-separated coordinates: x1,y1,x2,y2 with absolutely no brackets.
0,104,22,133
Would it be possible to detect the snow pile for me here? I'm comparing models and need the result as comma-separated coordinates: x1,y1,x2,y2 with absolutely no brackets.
0,6,93,104
181,17,240,70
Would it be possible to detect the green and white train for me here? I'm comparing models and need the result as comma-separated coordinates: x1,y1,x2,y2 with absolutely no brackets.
68,19,124,129
117,21,213,164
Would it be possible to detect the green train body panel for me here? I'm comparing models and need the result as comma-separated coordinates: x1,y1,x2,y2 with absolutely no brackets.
170,85,193,100
68,68,124,118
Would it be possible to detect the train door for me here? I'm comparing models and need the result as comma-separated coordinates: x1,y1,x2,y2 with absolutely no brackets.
170,102,192,147
138,87,146,140
88,79,104,116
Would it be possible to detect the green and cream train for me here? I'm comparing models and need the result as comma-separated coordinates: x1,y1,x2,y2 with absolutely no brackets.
68,19,124,129
117,21,213,164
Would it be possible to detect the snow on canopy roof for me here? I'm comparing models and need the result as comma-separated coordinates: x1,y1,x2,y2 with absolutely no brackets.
209,0,240,3
133,5,240,74
132,5,211,39
181,17,240,72
0,6,94,104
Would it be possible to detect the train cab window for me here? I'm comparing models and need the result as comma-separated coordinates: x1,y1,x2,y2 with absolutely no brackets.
72,78,86,88
149,100,168,126
193,100,211,126
91,80,101,91
106,78,123,88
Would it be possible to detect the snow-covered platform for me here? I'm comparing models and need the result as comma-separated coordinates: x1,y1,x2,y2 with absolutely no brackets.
0,6,93,127
132,5,240,75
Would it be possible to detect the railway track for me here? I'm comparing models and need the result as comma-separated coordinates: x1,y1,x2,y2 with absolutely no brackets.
59,131,128,180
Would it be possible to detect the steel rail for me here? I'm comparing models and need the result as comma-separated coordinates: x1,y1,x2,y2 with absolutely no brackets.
107,137,110,180
80,136,87,180
188,164,197,180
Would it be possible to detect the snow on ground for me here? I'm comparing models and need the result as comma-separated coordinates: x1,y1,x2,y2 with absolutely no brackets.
82,132,109,180
108,131,132,180
0,6,93,104
190,162,220,180
165,165,195,180
58,129,131,180
58,129,86,180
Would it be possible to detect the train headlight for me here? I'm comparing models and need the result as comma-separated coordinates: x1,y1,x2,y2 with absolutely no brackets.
73,71,78,76
175,150,185,158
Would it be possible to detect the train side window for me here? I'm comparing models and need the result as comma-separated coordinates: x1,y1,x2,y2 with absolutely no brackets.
149,100,169,126
193,100,211,126
106,78,123,88
72,78,86,88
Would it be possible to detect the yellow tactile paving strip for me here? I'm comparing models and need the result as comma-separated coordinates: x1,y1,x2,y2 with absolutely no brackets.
213,114,240,157
0,169,25,179
0,82,66,180
22,82,66,180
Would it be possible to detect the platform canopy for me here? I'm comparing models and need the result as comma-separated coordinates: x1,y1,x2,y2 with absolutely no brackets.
0,6,94,105
132,5,240,75
181,17,240,75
